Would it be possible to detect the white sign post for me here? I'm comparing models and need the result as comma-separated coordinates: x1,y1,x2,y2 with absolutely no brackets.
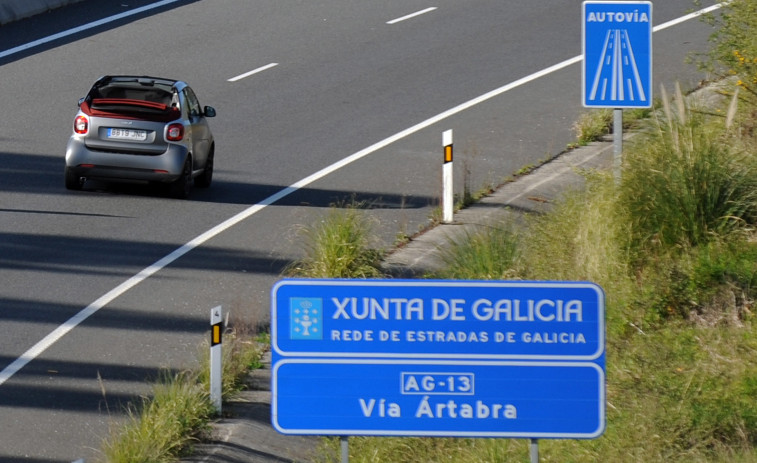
210,306,223,414
442,130,454,224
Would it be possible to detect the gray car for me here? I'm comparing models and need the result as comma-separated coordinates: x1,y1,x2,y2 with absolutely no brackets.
65,75,216,198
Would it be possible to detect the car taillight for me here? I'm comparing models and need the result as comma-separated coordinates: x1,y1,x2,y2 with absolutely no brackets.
74,115,88,134
166,123,184,141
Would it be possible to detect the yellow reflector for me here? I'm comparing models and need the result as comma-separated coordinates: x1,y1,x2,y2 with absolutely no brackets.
212,324,222,346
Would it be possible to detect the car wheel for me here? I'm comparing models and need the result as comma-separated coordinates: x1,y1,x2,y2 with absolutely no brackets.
64,166,84,190
169,157,192,199
195,145,214,188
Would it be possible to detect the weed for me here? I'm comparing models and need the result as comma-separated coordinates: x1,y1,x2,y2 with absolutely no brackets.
620,84,757,257
100,371,214,463
98,322,265,463
434,224,520,280
286,205,383,278
572,108,613,145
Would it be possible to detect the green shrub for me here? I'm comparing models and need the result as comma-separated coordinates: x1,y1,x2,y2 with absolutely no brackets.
286,206,383,278
610,324,757,458
100,325,266,463
704,0,757,94
100,371,214,463
620,85,757,258
197,327,266,398
573,108,614,145
435,224,520,280
523,171,629,284
632,235,757,323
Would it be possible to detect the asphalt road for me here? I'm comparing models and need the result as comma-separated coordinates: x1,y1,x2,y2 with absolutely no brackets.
0,1,718,461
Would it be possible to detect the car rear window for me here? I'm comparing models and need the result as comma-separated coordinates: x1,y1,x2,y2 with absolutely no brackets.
94,84,174,106
82,83,180,122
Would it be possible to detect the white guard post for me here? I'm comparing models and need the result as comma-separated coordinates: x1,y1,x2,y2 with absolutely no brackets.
442,129,454,223
210,306,223,413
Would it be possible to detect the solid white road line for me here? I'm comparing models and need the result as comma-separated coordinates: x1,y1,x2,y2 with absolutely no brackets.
653,2,727,32
387,7,437,25
0,0,183,60
0,2,729,386
228,63,279,82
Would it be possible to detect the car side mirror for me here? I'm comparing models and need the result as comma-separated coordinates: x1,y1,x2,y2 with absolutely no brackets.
78,97,85,107
204,106,216,117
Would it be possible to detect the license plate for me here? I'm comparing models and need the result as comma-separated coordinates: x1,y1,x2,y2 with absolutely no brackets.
107,128,147,141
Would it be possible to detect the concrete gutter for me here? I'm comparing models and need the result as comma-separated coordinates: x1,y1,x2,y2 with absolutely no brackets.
0,0,85,25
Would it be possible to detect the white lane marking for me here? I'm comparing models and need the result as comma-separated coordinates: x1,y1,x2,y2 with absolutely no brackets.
387,7,437,25
0,2,729,386
228,63,279,82
0,0,183,60
653,2,727,32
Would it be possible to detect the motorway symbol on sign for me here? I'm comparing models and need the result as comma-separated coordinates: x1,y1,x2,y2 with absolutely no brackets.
583,1,652,108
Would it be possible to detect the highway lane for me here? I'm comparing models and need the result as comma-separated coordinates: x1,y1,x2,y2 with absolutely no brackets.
0,1,719,461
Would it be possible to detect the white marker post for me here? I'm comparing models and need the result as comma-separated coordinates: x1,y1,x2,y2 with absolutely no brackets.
210,306,223,414
442,130,454,224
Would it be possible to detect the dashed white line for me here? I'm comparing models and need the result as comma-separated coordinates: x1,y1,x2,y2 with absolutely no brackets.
228,63,279,82
387,7,437,25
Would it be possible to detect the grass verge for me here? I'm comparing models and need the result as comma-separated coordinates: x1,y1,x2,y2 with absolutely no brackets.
98,327,266,463
285,204,384,278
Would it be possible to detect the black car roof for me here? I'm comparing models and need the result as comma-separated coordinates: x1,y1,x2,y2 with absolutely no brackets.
97,75,180,86
92,76,189,94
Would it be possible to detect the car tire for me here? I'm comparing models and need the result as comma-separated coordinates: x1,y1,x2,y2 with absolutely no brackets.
169,157,192,199
64,166,84,190
195,145,214,188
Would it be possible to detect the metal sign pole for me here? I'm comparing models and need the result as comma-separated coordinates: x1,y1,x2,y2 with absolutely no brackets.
340,436,349,463
530,438,539,463
613,109,622,182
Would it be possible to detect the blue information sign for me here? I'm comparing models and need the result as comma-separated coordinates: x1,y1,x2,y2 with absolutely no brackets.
272,279,604,360
583,1,653,108
272,360,605,438
271,279,606,439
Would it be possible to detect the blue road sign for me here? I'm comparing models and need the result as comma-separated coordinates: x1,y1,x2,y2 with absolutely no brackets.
272,279,604,360
272,359,605,438
583,1,652,108
271,279,606,439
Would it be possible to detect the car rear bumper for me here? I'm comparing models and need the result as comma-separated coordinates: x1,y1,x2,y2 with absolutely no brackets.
65,137,189,183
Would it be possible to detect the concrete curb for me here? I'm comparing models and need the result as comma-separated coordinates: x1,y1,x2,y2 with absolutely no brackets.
0,0,85,25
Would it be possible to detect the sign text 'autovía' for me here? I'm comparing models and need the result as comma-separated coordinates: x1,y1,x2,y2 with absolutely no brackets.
586,10,649,23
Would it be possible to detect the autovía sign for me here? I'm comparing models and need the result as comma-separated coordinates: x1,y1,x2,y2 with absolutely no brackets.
583,1,653,108
270,279,606,439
